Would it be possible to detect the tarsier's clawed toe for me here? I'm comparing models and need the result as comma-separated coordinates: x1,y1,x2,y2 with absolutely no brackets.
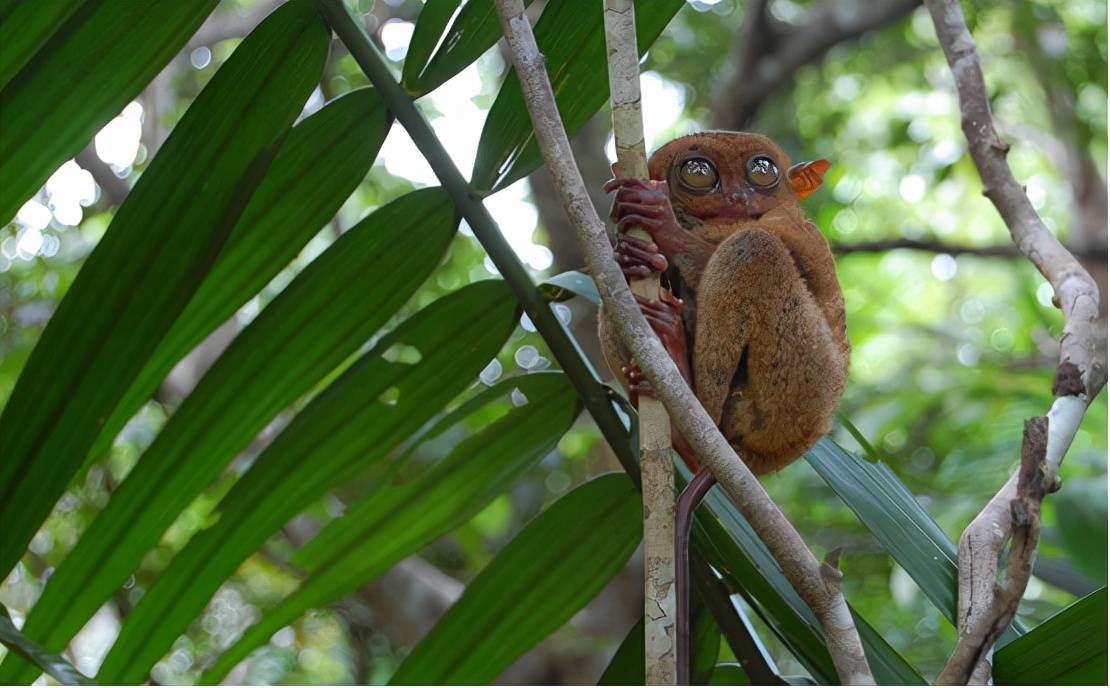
634,292,684,338
614,234,667,280
621,362,656,408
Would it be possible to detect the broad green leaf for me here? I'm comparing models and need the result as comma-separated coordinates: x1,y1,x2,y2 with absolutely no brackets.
0,0,83,90
200,371,580,683
401,0,461,91
389,474,641,684
100,282,526,683
693,488,836,683
541,270,601,305
693,605,723,685
0,0,326,583
0,606,92,686
406,0,535,97
596,607,719,686
805,437,1024,639
598,619,644,686
86,88,391,465
805,438,958,619
994,588,1107,685
1054,478,1108,582
0,0,219,222
692,470,925,685
470,0,684,193
0,188,455,684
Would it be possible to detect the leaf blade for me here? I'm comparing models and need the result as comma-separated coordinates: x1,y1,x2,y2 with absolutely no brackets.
0,606,93,686
388,474,641,684
86,87,391,464
0,0,327,584
993,587,1107,685
0,0,219,221
470,0,683,193
0,188,456,683
200,371,581,683
99,282,526,683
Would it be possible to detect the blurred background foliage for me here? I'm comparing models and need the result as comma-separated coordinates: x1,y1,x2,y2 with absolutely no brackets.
0,0,1105,683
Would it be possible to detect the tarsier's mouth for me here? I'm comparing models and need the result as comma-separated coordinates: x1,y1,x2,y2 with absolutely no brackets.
704,209,763,223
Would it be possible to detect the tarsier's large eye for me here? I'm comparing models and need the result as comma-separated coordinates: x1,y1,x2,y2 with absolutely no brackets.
746,155,780,187
678,157,718,191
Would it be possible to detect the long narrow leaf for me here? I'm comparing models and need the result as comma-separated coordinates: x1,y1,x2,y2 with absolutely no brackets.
401,0,461,91
405,0,535,97
100,282,525,683
86,88,391,464
470,0,683,193
388,474,641,684
0,188,455,684
694,473,925,684
0,0,218,221
0,607,93,686
805,437,1023,639
200,371,580,683
993,587,1107,685
0,0,84,90
0,0,326,585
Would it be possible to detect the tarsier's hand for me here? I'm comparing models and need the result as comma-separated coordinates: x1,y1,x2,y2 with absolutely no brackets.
614,234,667,281
603,177,688,256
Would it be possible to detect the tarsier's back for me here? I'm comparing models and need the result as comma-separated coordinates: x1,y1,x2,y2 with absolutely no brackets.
600,130,849,474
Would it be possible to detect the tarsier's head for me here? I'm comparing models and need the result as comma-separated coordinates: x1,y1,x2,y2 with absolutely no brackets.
647,131,828,222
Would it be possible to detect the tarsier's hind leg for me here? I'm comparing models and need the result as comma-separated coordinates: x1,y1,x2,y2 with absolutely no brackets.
693,228,847,474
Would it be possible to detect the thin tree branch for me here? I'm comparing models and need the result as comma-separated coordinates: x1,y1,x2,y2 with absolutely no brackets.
713,0,920,129
599,1,676,683
493,1,874,683
925,0,1106,683
832,237,1105,261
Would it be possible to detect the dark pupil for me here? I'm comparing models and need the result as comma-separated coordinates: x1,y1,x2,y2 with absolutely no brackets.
684,159,712,178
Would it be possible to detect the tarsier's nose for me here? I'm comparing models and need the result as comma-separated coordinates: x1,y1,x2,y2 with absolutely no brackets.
723,185,752,210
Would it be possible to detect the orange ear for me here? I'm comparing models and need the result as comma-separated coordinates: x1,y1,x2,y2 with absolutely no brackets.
788,159,830,200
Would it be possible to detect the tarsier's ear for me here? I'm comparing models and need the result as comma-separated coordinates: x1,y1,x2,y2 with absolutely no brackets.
788,159,830,200
611,161,621,178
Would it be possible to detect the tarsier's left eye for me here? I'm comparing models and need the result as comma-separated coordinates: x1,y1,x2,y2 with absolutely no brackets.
746,155,780,187
678,157,718,191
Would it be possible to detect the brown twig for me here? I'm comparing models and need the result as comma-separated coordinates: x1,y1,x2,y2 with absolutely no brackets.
925,0,1106,683
493,1,874,683
833,237,1104,261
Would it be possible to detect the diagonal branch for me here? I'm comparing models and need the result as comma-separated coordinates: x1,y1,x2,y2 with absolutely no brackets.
493,0,874,683
925,0,1106,683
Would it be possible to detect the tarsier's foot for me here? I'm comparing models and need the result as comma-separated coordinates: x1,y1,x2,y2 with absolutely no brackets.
614,233,667,281
603,177,688,255
635,290,688,374
620,361,655,409
620,287,691,408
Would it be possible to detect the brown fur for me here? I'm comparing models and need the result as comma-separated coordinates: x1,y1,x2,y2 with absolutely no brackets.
599,131,849,474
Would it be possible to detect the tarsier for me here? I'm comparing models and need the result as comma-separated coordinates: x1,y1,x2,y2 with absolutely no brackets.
598,132,849,682
599,130,849,476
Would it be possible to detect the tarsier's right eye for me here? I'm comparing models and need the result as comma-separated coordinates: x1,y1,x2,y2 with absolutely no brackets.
678,157,718,191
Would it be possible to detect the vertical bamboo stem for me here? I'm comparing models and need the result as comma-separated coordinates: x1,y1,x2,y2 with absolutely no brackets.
602,1,676,683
